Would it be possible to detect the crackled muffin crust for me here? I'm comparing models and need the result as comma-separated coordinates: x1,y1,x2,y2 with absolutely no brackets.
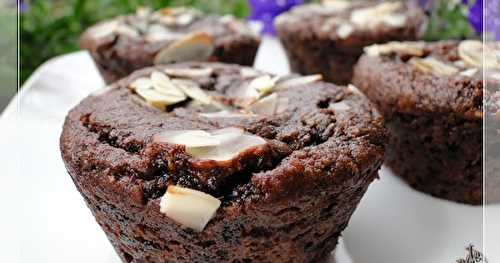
353,40,488,205
81,7,260,84
275,0,426,85
60,62,387,262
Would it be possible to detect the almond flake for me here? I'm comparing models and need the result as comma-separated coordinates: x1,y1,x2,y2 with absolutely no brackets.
145,24,181,42
154,32,215,65
409,57,459,76
150,72,186,99
199,110,254,118
233,75,277,108
154,127,266,162
134,88,186,110
322,0,351,11
249,93,278,115
248,75,276,97
115,24,140,38
337,23,354,39
188,134,265,161
172,79,211,105
88,20,119,39
351,2,404,29
364,42,425,57
458,40,482,68
154,130,220,148
347,84,365,97
484,43,500,71
276,74,322,90
240,68,261,79
160,185,221,232
164,68,213,78
460,68,479,77
382,14,407,28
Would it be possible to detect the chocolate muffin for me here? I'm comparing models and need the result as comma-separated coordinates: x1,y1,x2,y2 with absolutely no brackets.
80,7,260,83
60,62,387,262
275,0,427,85
353,40,489,205
485,46,500,203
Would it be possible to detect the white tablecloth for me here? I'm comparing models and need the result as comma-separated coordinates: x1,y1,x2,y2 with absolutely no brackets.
1,37,498,263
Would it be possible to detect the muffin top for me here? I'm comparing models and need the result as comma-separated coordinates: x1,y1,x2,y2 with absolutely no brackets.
80,7,259,65
353,40,497,120
275,0,426,44
61,63,386,211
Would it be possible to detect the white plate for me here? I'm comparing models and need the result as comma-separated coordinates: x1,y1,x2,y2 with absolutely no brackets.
1,37,498,263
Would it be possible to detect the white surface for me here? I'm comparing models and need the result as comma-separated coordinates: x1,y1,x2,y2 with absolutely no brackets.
1,37,498,262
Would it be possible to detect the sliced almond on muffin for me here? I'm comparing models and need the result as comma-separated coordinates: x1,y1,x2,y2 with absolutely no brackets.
154,32,215,65
154,127,267,162
409,57,459,76
160,185,221,232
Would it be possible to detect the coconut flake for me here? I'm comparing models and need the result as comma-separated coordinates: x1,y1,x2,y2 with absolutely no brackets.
160,185,221,232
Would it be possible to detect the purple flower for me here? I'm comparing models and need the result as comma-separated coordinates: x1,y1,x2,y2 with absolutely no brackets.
17,0,28,12
485,0,500,40
417,0,434,11
248,0,303,35
467,0,483,34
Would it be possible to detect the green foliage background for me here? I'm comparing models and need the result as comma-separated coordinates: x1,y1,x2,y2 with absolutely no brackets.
19,0,475,84
20,0,249,83
0,3,16,110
